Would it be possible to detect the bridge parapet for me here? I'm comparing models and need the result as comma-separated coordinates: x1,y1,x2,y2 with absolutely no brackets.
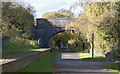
36,18,72,28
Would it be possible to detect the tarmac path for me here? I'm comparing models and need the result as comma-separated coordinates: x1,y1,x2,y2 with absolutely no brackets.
53,52,114,74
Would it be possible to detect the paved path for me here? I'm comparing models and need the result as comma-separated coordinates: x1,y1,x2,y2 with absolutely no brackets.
53,53,114,74
3,48,49,56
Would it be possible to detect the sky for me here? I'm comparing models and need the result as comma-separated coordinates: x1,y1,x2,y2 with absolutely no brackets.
23,0,81,18
4,0,111,18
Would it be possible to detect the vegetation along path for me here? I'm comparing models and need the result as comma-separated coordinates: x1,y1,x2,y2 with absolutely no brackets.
53,52,115,73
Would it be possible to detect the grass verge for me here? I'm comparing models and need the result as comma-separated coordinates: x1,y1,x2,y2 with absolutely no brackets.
78,52,111,62
16,51,59,72
103,63,120,73
78,52,120,73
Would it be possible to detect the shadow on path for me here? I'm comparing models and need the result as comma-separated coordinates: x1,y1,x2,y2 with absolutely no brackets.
53,52,114,73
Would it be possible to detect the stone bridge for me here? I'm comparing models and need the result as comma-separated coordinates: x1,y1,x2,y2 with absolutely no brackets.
33,18,73,48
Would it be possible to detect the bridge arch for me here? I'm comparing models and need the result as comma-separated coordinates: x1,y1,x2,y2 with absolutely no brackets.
48,30,65,40
33,18,73,48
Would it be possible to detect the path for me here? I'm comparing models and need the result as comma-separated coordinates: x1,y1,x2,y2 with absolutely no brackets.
3,48,49,56
53,52,114,73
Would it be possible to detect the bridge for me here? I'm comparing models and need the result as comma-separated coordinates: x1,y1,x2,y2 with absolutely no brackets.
33,18,73,48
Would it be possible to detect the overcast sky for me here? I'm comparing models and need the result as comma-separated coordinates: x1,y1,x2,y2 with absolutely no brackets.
3,0,108,18
2,0,118,19
23,0,80,18
1,0,118,19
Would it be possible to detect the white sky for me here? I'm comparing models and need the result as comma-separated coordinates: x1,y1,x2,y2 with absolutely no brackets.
23,0,79,18
3,0,115,18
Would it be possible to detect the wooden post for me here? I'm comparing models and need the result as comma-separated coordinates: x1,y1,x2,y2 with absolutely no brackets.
92,32,94,61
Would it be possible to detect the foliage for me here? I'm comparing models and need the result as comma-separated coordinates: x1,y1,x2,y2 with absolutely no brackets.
49,31,84,51
9,37,38,48
66,20,91,51
42,12,71,18
58,8,74,18
2,2,35,39
85,2,120,58
49,32,71,49
66,1,120,59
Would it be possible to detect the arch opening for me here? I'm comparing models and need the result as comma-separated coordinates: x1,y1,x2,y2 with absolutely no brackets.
48,31,84,52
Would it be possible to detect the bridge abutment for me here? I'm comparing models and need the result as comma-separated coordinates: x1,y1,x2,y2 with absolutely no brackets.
33,18,72,48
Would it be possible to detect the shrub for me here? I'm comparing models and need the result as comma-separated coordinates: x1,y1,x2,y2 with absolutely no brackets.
9,37,38,48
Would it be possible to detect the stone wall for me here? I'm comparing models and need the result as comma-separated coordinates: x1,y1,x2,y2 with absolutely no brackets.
34,18,73,48
1,49,50,72
36,18,72,27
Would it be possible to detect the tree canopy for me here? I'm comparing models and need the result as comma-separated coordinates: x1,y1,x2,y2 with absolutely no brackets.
2,2,35,39
66,1,120,59
42,12,71,18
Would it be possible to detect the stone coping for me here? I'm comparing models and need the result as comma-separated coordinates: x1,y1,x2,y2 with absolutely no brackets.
1,49,50,72
36,18,72,20
1,49,49,65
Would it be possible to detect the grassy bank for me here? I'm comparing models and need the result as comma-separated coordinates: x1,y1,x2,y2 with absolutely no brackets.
78,52,120,73
16,51,59,72
78,52,111,62
103,63,120,73
3,40,36,53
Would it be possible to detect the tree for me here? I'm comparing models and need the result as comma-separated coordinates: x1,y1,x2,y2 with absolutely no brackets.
49,32,71,49
42,12,71,18
58,8,74,18
2,2,35,38
66,1,120,59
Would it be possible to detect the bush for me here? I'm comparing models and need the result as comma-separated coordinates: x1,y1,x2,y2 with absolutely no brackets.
9,37,38,48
